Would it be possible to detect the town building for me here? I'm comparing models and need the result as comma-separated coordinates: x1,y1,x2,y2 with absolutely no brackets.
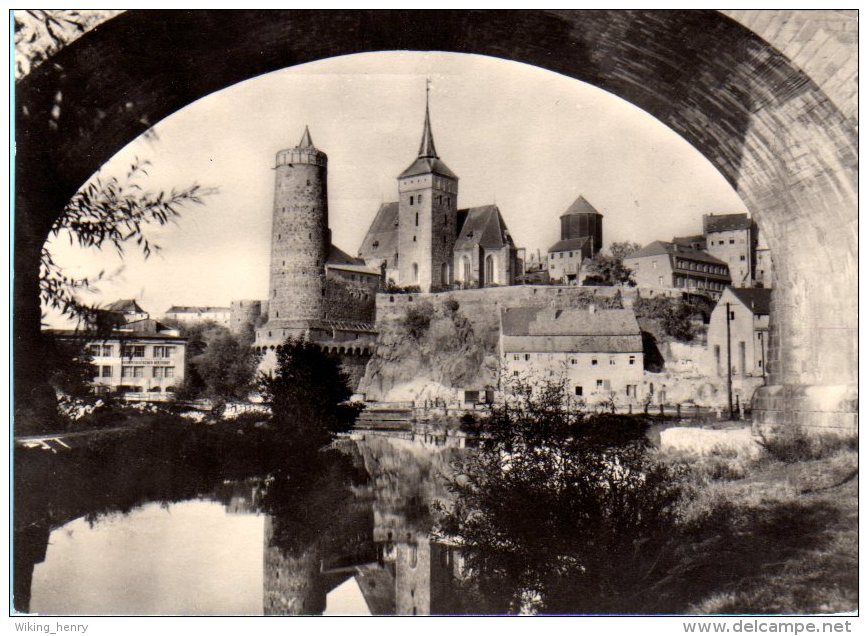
702,213,757,288
47,316,187,401
104,298,149,323
251,127,380,372
707,286,771,380
547,195,604,284
624,240,731,298
499,306,644,403
672,234,707,251
358,92,520,291
163,305,231,327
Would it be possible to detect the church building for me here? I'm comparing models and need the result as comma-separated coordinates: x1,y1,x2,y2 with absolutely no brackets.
358,93,520,291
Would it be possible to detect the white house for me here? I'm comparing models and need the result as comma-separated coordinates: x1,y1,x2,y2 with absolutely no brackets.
499,305,645,404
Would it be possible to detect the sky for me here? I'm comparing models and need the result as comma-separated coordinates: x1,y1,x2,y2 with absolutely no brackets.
44,51,748,326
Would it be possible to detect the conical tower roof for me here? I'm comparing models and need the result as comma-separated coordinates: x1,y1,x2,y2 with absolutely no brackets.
417,100,438,158
298,125,315,148
399,84,457,180
560,195,602,218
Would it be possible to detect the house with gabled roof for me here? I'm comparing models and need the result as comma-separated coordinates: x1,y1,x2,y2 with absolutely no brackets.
707,286,771,380
499,305,645,404
624,240,731,298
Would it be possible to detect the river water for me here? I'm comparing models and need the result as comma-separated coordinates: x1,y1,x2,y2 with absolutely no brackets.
16,435,465,616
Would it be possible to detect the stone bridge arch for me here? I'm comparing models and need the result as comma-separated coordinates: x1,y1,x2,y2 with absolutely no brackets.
15,10,857,431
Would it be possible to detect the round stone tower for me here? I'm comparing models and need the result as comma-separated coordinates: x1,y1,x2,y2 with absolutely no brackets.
256,127,329,349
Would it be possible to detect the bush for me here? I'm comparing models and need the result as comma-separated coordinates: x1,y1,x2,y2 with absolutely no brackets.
401,302,434,340
758,427,857,464
436,377,688,614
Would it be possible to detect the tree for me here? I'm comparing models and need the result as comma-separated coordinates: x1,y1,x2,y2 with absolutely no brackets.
583,241,641,287
259,338,359,449
177,325,260,407
436,376,688,614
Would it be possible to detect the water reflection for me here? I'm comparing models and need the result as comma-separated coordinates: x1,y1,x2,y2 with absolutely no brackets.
15,434,466,615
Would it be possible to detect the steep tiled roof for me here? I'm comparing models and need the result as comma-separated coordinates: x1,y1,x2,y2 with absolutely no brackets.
548,237,590,254
626,241,728,266
327,243,366,266
357,202,399,263
454,205,514,250
398,156,458,180
106,299,146,313
501,307,642,353
727,287,772,315
560,195,602,218
703,213,752,233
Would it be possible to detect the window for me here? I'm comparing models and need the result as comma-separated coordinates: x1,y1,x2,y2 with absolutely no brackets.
591,358,598,366
609,358,615,366
410,195,414,205
153,367,163,379
121,345,145,358
101,366,112,378
569,251,573,257
596,379,604,388
729,310,736,321
629,355,636,365
88,345,102,357
575,386,583,396
102,344,112,357
729,239,735,244
570,358,577,365
651,260,657,269
513,354,519,361
560,253,564,259
153,346,175,359
418,194,423,204
740,255,746,261
122,366,144,378
550,254,554,260
524,354,530,361
413,235,416,242
415,212,419,226
626,385,637,398
513,371,519,377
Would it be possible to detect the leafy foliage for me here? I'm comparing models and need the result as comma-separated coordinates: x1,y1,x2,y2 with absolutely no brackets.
437,376,688,614
258,338,359,449
176,322,259,405
41,161,215,328
401,302,435,340
634,297,695,342
583,241,642,286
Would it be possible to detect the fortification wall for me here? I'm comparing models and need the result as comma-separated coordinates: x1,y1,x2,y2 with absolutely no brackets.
375,285,633,324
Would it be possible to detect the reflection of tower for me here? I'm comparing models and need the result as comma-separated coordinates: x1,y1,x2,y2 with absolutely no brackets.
262,516,328,615
394,532,462,616
256,127,329,348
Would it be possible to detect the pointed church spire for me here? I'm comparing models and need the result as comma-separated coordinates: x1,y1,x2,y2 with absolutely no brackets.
417,79,438,159
298,125,314,148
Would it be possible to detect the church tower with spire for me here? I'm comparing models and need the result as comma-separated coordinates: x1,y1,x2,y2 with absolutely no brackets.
396,85,459,292
256,126,330,346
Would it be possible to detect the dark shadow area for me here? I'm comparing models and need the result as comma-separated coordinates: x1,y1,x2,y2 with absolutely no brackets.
642,330,665,372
